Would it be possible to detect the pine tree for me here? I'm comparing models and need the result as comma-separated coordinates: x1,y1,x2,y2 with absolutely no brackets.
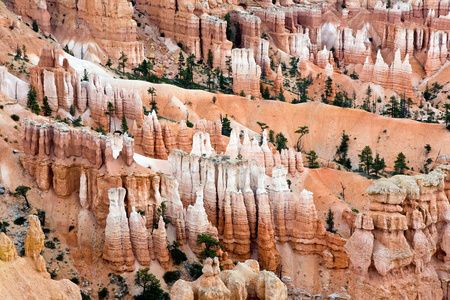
105,102,115,132
385,96,401,118
371,153,386,177
324,77,333,103
362,86,371,112
307,150,319,168
394,152,409,174
178,52,185,79
278,87,285,102
32,20,39,32
147,87,158,114
27,85,40,115
262,86,271,100
335,131,351,169
207,49,214,69
41,96,52,116
221,114,232,137
82,69,89,81
121,115,128,134
275,132,288,151
119,51,128,73
69,104,75,116
326,209,336,233
358,146,373,176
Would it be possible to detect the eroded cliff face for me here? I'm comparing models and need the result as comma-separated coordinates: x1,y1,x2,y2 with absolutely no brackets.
30,48,144,129
4,0,143,65
171,258,287,300
169,148,348,272
346,165,450,299
0,217,81,299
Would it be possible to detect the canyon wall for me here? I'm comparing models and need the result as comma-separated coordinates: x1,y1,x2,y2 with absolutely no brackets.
346,165,450,299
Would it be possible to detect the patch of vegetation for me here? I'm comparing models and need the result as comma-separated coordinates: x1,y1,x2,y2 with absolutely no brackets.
163,271,181,286
134,268,169,300
10,114,20,121
0,221,10,233
168,241,187,265
70,277,80,285
13,216,26,226
98,287,109,300
44,241,56,249
56,252,64,261
187,261,203,280
197,233,220,259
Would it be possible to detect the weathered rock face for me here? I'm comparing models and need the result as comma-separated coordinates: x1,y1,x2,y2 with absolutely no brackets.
152,217,170,269
0,233,18,262
3,0,51,32
360,49,413,100
225,128,304,176
169,149,347,271
24,215,47,273
425,30,448,76
232,49,261,99
346,165,450,299
0,66,29,103
171,258,287,300
333,28,370,66
102,188,135,272
21,119,134,174
30,48,144,127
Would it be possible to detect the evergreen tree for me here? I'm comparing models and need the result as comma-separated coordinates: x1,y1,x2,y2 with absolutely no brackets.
307,150,319,168
444,103,450,127
394,152,409,174
221,114,232,137
22,45,29,62
207,49,214,69
278,87,285,102
358,146,373,176
147,87,158,114
324,76,333,103
335,131,351,169
118,51,128,73
289,57,299,77
134,268,167,300
105,102,115,132
69,104,75,116
326,209,336,233
385,96,401,118
262,86,271,99
27,85,40,115
196,234,220,259
82,69,89,81
371,153,386,177
106,58,113,68
41,96,52,116
32,20,39,32
268,129,275,144
14,44,22,60
362,86,371,112
294,126,309,152
275,132,288,151
121,115,128,134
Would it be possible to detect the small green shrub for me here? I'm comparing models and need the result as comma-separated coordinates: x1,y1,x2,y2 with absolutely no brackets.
56,252,64,261
70,277,80,285
187,261,203,280
163,270,181,285
13,216,26,225
98,287,109,299
44,241,56,249
11,114,20,121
